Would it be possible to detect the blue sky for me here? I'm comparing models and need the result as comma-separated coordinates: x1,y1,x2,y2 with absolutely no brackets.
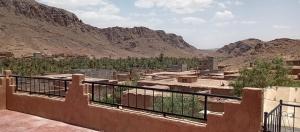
37,0,300,49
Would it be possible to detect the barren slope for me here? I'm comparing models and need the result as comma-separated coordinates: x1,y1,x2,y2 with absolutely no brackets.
0,0,200,58
217,38,300,70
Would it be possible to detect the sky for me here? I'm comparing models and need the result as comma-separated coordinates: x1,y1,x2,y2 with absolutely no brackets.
37,0,300,49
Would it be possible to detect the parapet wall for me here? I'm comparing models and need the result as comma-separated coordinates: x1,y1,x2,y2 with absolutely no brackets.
1,72,263,132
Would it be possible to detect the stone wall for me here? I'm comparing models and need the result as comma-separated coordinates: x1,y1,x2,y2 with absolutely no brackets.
1,71,263,132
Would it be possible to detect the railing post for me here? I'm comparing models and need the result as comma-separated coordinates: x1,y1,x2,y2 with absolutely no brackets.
64,80,67,92
15,76,18,92
279,100,282,132
263,112,268,132
92,83,95,102
204,95,208,120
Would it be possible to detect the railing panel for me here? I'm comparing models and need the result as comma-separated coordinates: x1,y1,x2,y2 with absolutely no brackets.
83,81,241,122
263,101,300,132
13,76,71,98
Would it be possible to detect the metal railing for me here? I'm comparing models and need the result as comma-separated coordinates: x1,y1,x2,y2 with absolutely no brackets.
4,75,242,122
13,76,71,98
263,100,300,132
263,101,282,132
83,81,242,122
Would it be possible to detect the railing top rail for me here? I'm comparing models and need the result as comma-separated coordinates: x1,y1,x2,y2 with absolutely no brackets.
282,103,300,108
12,75,72,81
83,81,242,100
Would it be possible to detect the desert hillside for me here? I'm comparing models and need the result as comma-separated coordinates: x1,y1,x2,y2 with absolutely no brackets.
217,38,300,70
0,0,200,58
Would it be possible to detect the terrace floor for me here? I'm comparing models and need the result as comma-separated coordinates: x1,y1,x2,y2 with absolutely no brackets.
0,110,98,132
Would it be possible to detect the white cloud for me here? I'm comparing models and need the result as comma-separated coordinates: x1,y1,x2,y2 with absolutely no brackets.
134,0,155,8
217,3,227,8
214,10,234,20
233,0,244,6
182,17,206,24
225,0,244,6
240,21,257,24
134,0,214,14
215,21,230,27
272,25,291,30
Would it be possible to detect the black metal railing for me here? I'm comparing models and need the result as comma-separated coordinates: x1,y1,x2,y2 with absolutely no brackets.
263,100,300,132
83,81,242,122
263,100,282,132
13,76,71,98
6,75,242,122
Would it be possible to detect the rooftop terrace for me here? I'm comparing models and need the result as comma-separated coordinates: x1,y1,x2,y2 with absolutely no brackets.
0,70,263,132
0,110,97,132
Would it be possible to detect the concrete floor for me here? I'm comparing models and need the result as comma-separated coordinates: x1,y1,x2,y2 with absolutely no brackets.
0,110,98,132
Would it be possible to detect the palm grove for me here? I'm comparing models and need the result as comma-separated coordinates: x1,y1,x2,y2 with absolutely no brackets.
0,55,201,76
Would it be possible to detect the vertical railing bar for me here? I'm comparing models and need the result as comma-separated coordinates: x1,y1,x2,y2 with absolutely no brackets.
38,79,41,94
204,96,208,120
162,91,164,114
279,100,282,132
276,109,278,132
64,80,67,97
20,77,23,92
29,77,32,94
92,83,95,102
15,76,18,92
181,93,184,115
128,87,130,107
293,106,295,132
44,79,46,95
48,79,50,96
106,85,108,103
144,89,146,109
117,87,123,105
99,84,101,102
153,90,155,111
171,92,174,114
112,85,115,105
136,88,138,108
58,80,61,97
33,78,35,94
192,94,195,117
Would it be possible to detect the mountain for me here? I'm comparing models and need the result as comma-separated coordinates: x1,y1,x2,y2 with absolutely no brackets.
0,0,200,58
217,38,300,70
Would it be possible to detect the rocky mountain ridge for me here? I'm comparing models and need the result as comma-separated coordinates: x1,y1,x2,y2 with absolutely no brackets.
217,38,300,70
0,0,199,58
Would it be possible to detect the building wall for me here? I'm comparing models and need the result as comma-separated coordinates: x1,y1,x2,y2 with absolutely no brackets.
1,73,263,132
177,76,197,83
286,60,300,66
121,93,154,109
291,68,300,75
198,57,217,71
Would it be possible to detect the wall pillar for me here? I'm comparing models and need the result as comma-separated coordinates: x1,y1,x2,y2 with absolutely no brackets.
0,70,12,110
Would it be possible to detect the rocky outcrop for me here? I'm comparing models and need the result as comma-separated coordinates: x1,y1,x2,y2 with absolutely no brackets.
217,38,300,57
0,0,83,27
217,38,264,56
217,38,300,70
101,27,194,50
0,0,199,58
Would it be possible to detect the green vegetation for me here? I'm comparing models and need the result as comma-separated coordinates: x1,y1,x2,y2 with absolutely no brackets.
0,56,201,76
154,94,203,118
231,58,300,96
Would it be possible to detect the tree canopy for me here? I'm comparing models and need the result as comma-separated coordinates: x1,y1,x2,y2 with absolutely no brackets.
231,58,300,96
